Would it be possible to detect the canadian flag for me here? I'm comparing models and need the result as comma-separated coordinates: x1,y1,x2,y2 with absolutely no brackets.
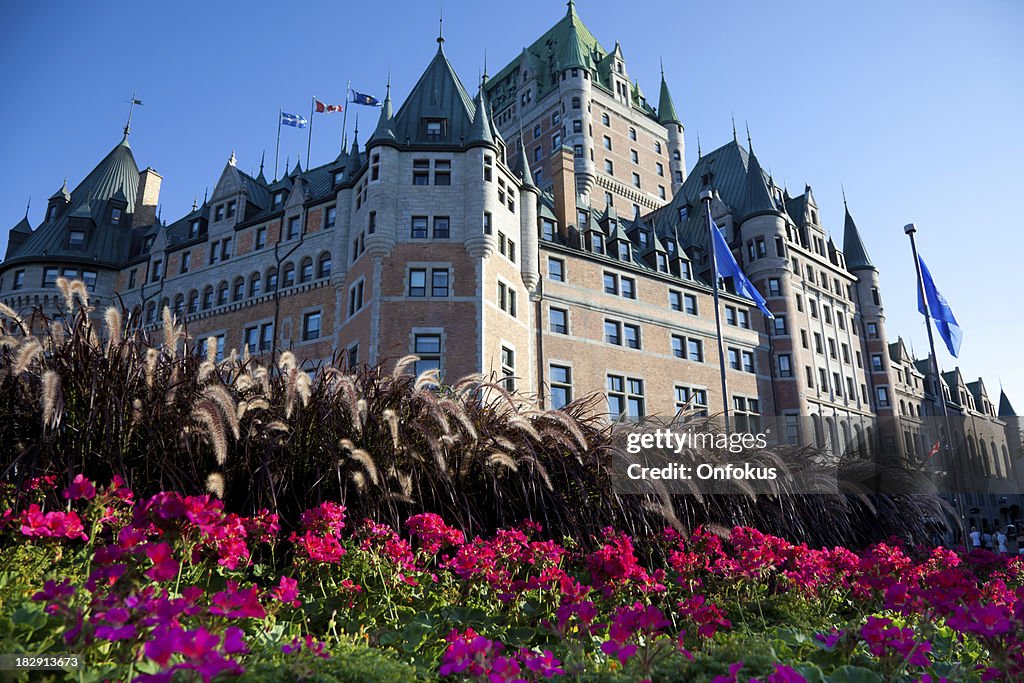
927,440,941,459
315,100,343,113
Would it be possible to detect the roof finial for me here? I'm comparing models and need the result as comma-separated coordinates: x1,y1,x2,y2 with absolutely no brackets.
696,130,702,158
483,48,488,82
842,183,848,208
192,197,198,211
746,121,753,153
660,57,665,79
228,150,237,166
731,114,737,142
24,196,30,219
123,91,142,138
567,0,576,16
437,7,444,46
203,187,208,204
259,150,265,176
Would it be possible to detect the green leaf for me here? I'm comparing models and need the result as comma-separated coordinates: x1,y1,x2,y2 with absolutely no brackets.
827,665,884,683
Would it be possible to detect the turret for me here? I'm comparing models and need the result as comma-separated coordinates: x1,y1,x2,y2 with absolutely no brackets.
658,66,686,193
559,18,596,203
516,139,540,291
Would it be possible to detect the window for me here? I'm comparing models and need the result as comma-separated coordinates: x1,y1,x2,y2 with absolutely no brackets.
601,112,610,125
254,226,266,249
683,293,698,315
630,149,639,164
671,335,685,359
266,268,278,292
867,322,879,339
201,335,226,362
725,306,736,326
605,320,622,345
326,206,337,229
620,277,636,299
675,386,708,416
728,348,741,370
433,216,450,239
572,120,582,133
603,136,613,149
408,269,427,297
187,290,199,314
549,307,568,334
413,333,442,375
111,207,122,225
823,306,833,325
551,111,560,126
742,351,755,373
550,365,572,408
425,119,443,141
482,212,492,235
548,257,565,282
733,397,761,433
590,232,604,254
809,300,818,318
498,281,517,317
128,269,136,289
687,338,704,362
368,211,376,234
149,260,162,283
767,278,781,296
434,160,451,185
244,326,259,352
604,272,619,295
220,238,232,261
411,216,428,238
300,258,313,283
68,230,86,250
617,242,630,260
773,316,787,335
828,338,837,359
202,287,213,310
287,216,302,240
82,270,97,292
871,354,884,372
669,290,682,311
814,333,823,354
225,200,236,219
215,204,225,222
551,133,561,149
841,343,850,364
778,354,792,378
608,375,644,421
302,311,321,341
496,346,515,390
604,159,614,174
217,281,229,306
876,386,890,408
272,191,284,208
315,253,331,279
737,309,750,329
623,323,641,349
534,146,543,162
632,172,641,188
232,278,244,301
431,269,450,297
533,125,541,139
413,160,430,185
180,252,191,274
348,280,364,316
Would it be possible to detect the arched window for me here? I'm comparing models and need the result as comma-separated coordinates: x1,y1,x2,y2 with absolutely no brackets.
266,267,278,292
317,252,332,279
173,294,184,316
840,421,851,455
232,277,244,302
282,262,295,287
299,257,313,283
131,305,143,325
146,302,156,323
217,281,229,306
159,298,169,315
812,415,824,448
187,290,199,314
202,286,214,310
991,440,1000,477
249,273,261,298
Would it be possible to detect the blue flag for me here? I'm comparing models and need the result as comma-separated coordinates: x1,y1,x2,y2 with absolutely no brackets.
280,112,307,128
350,90,382,107
710,217,774,319
917,254,962,358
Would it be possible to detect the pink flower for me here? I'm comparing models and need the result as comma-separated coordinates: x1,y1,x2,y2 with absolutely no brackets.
406,512,465,554
300,501,347,536
144,542,180,582
270,576,302,607
64,474,96,501
19,505,88,541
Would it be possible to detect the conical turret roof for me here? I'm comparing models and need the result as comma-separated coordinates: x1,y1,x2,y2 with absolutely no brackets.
842,204,875,271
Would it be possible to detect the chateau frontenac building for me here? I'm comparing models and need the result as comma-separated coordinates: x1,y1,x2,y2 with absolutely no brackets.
1,3,1021,530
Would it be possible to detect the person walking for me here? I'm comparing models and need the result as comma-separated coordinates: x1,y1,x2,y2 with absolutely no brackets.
969,526,981,549
1007,526,1019,556
996,528,1008,554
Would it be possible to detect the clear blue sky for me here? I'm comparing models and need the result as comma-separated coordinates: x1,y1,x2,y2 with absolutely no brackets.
1,0,1021,408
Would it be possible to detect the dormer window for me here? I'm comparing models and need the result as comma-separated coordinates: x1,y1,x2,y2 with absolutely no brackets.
590,232,604,255
226,201,236,219
273,192,284,208
46,205,57,222
189,220,200,239
638,232,648,248
215,204,225,222
618,242,631,261
657,253,668,272
144,236,154,250
333,170,344,186
68,230,86,250
425,119,444,142
110,207,122,225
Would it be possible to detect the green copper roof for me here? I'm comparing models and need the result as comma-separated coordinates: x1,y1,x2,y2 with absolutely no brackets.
741,150,779,219
466,85,494,146
559,19,591,70
657,73,681,125
842,205,874,271
385,43,476,146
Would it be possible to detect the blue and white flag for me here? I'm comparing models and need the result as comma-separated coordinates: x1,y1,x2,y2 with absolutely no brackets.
349,90,382,107
917,254,962,358
710,217,774,319
280,111,307,128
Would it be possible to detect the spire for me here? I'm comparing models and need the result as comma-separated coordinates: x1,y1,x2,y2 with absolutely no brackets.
741,149,778,219
998,390,1016,417
192,197,198,211
746,122,753,154
371,72,395,142
842,202,875,271
731,114,738,142
228,150,237,167
257,151,267,183
696,131,702,158
560,17,589,70
437,8,444,48
567,0,576,16
24,196,30,219
515,137,536,190
467,83,494,146
123,92,142,139
657,67,681,125
50,177,70,203
291,157,302,177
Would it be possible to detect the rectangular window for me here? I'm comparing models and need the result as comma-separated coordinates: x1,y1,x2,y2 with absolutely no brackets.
434,160,451,185
773,316,787,335
326,206,337,228
819,368,829,390
806,366,815,388
737,309,750,329
413,333,442,376
411,216,428,238
671,334,685,358
621,277,636,300
684,293,698,315
876,386,890,407
590,232,605,254
433,216,450,239
542,219,556,241
728,347,741,370
669,290,682,311
814,333,823,354
260,323,274,351
867,322,879,339
687,338,704,362
742,351,755,373
431,269,450,297
549,307,568,334
288,216,301,240
603,272,618,295
180,252,191,274
413,159,430,185
725,306,736,326
550,365,572,408
82,270,98,292
675,386,708,416
604,319,622,345
500,346,515,390
778,354,792,377
623,323,641,349
348,280,365,316
425,120,443,141
632,172,641,188
408,269,427,297
548,257,565,282
302,311,322,341
255,227,267,249
767,278,781,296
68,230,86,250
498,281,517,317
149,260,162,283
871,353,884,372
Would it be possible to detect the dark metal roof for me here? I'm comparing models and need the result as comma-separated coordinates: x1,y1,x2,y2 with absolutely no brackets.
999,390,1016,417
842,205,874,271
741,150,779,220
387,43,476,146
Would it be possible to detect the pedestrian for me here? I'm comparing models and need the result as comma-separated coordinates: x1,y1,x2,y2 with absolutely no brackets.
1007,526,1019,556
969,526,981,548
996,528,1008,554
983,530,993,550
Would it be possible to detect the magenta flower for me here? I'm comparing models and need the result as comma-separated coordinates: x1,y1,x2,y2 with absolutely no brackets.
144,542,180,582
64,474,96,501
270,575,302,607
19,505,88,541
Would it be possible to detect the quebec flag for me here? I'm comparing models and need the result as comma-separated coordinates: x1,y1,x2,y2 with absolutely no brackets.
917,254,962,358
280,112,307,128
710,217,774,319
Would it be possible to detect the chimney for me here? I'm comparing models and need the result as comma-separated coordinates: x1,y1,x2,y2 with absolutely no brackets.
550,145,576,239
133,167,162,227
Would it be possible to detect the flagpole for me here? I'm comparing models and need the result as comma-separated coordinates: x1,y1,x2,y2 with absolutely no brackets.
341,81,351,149
702,189,731,434
307,95,315,169
905,222,967,547
275,108,282,181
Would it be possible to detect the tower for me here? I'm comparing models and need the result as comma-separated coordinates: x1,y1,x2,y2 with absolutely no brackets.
658,66,685,194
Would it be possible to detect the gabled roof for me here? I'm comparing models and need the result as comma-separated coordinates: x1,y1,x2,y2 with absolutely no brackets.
386,42,476,146
842,204,874,271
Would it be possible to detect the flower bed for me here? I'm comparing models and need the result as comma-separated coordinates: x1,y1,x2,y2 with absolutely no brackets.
0,475,1021,682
